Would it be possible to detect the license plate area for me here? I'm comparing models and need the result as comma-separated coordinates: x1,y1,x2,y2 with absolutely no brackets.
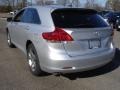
89,39,101,49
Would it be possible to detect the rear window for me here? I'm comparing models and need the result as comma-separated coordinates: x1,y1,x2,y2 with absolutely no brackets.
52,9,108,28
114,12,120,17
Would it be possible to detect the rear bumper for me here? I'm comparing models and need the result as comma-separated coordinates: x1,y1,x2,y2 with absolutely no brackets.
40,48,115,73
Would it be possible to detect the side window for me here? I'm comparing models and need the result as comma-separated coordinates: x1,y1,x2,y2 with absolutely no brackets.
13,10,25,22
32,9,41,24
21,9,33,23
21,8,41,24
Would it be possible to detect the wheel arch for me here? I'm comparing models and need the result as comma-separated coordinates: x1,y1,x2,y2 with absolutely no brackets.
6,28,9,33
26,40,33,52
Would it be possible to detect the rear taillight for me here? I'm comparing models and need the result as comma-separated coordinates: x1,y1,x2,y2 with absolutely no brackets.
42,27,73,42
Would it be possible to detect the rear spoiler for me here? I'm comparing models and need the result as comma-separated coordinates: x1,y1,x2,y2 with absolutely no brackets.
52,8,97,14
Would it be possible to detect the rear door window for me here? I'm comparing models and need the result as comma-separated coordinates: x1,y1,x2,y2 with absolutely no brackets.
21,8,41,24
52,9,109,28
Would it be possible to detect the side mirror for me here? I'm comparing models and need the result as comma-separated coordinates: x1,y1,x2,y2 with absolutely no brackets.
7,17,13,22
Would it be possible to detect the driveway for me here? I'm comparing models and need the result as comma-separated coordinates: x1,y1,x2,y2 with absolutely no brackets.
0,19,120,90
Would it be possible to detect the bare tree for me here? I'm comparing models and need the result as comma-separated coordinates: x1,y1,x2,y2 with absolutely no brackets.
105,0,120,11
1,0,16,10
85,0,104,11
36,0,44,5
22,0,27,7
71,0,80,7
94,3,104,11
56,0,67,6
85,0,96,9
2,0,12,6
0,0,14,11
56,0,80,7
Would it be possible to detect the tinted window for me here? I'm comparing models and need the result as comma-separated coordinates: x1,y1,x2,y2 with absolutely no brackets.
114,12,120,18
105,12,113,17
14,10,25,22
98,11,110,17
105,12,120,18
52,9,109,28
105,12,120,23
21,8,41,24
32,9,41,24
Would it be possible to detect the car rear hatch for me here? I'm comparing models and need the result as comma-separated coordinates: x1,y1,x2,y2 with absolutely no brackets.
51,8,113,57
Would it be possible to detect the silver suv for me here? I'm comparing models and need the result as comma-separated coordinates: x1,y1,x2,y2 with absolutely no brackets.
6,6,115,76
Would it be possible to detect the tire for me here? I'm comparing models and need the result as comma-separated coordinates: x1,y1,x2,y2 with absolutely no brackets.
7,31,16,48
27,44,44,76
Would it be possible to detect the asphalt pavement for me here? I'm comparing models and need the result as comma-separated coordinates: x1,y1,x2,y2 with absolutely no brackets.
0,19,120,90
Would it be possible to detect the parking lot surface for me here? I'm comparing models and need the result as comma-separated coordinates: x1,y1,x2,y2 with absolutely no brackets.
0,18,120,90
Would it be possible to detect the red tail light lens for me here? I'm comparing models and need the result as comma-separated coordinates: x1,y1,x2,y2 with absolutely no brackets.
42,27,73,42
